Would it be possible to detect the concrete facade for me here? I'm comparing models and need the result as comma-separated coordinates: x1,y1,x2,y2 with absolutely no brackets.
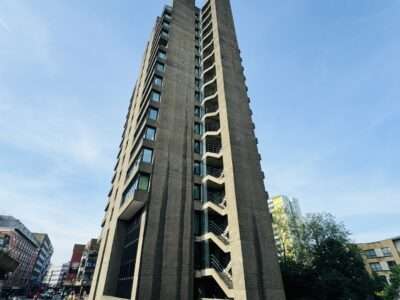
89,0,285,299
358,237,400,283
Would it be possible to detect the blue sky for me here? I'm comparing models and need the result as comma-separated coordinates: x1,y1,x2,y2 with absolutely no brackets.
0,0,399,264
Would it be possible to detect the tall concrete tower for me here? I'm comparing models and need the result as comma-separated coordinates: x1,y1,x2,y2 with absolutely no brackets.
89,0,286,299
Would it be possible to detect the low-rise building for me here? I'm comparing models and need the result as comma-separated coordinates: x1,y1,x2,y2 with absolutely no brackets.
0,216,39,294
358,237,400,283
268,195,303,259
75,239,99,294
42,263,69,288
31,233,53,289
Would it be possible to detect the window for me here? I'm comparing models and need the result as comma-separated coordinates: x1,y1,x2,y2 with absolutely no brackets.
144,127,156,141
195,67,200,77
154,76,163,86
194,141,202,154
194,122,203,135
388,261,397,270
194,161,202,176
193,184,202,200
151,90,161,102
365,249,377,258
156,63,165,72
161,30,169,38
370,262,382,272
142,148,153,163
148,108,159,121
195,79,201,89
158,51,167,60
194,106,201,118
195,92,201,102
195,56,200,65
382,247,392,257
122,173,150,205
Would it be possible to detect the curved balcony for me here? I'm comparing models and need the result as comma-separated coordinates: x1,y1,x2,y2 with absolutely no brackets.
202,32,213,49
203,65,216,84
203,79,217,100
203,95,218,113
203,53,215,71
202,91,218,106
202,40,214,57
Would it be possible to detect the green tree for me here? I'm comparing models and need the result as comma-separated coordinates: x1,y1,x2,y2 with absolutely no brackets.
384,266,400,300
280,213,384,300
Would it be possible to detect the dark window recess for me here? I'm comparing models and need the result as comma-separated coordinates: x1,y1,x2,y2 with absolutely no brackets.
194,161,202,176
194,122,203,135
195,92,201,102
116,212,142,298
193,184,202,200
156,63,165,72
194,141,202,154
194,106,201,117
144,127,156,141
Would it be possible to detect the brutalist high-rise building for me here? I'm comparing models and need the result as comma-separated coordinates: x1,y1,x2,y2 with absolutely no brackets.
89,0,285,299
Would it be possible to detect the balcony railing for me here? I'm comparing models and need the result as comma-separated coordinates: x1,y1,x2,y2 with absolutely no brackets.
205,120,220,132
206,166,223,178
205,139,221,154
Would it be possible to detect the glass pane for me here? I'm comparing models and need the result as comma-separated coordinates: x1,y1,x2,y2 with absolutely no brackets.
154,77,162,86
142,149,153,163
148,108,158,120
156,63,165,72
145,127,156,140
138,174,150,191
193,184,201,200
151,91,161,102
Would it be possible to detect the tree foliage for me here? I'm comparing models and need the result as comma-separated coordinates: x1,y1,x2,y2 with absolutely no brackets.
280,213,385,300
383,266,400,300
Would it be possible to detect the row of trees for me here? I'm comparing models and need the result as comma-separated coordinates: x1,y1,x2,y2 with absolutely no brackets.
279,213,400,300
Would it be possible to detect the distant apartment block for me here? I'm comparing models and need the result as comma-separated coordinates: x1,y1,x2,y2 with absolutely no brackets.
89,0,285,299
75,239,99,293
0,216,39,293
31,233,53,288
64,244,85,288
268,195,303,259
42,263,69,288
358,237,400,283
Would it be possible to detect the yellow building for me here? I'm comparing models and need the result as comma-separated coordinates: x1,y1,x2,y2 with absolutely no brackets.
268,195,303,259
358,237,400,283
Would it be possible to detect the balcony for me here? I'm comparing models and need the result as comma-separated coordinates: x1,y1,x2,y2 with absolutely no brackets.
205,137,221,154
203,66,216,84
204,118,220,133
204,100,218,115
203,54,215,71
204,80,217,99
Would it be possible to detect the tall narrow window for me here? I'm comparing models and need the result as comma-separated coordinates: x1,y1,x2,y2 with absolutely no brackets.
195,79,201,89
195,92,201,102
195,67,200,77
193,184,202,201
142,148,153,163
194,122,202,135
194,141,202,154
158,51,167,60
154,76,163,86
194,106,201,118
193,161,202,176
138,174,150,191
151,91,161,102
144,127,156,141
156,63,165,72
116,211,142,298
148,108,159,121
